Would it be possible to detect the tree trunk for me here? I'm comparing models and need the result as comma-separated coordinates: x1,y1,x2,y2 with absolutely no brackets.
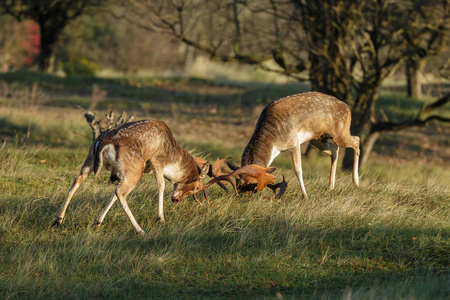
360,131,380,168
406,58,423,99
38,21,62,72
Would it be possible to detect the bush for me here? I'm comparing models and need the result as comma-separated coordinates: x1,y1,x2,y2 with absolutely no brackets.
62,58,98,76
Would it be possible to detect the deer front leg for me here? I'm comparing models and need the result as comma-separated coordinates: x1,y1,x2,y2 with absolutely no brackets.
352,138,360,186
290,145,308,199
92,193,118,227
52,167,91,228
154,169,166,223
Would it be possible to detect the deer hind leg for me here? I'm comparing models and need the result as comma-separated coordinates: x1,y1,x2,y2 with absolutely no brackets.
52,165,92,228
334,135,360,186
115,174,145,234
351,136,360,186
290,145,308,198
93,193,118,227
93,171,123,227
310,138,339,189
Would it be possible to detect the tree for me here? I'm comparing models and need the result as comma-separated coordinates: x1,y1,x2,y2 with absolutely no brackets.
0,0,101,72
401,1,449,98
126,0,450,169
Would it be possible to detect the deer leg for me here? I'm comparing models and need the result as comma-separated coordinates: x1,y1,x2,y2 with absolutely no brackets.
310,138,339,189
319,139,339,190
92,193,118,227
51,166,92,228
290,145,308,198
154,169,166,223
334,135,360,186
351,136,360,186
115,177,145,234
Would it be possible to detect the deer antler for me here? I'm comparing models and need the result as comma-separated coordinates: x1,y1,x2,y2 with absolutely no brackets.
267,174,288,199
227,159,286,198
211,157,233,176
203,164,276,193
195,157,230,192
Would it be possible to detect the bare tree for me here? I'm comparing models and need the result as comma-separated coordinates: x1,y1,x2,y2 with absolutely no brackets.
401,0,449,99
124,0,450,168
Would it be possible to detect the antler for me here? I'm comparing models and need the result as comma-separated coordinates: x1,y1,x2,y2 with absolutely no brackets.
267,174,288,199
211,157,233,176
195,157,229,192
227,159,287,198
197,158,284,202
203,164,276,193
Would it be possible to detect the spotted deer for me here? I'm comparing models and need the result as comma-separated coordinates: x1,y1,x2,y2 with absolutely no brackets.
51,120,275,234
230,92,360,198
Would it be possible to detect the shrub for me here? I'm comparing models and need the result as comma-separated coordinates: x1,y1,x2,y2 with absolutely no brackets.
62,58,98,76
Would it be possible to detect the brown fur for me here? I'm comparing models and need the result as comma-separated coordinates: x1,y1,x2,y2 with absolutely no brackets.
240,92,360,197
52,120,209,234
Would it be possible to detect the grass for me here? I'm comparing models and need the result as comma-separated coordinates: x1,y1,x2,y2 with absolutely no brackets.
0,71,449,299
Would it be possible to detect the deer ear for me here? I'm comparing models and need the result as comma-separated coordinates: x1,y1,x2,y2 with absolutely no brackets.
199,163,209,179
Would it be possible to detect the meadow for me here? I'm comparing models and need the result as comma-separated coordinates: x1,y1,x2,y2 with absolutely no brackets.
0,71,449,299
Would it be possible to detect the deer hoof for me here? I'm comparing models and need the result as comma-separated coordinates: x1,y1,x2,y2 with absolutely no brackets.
51,217,62,228
92,220,102,228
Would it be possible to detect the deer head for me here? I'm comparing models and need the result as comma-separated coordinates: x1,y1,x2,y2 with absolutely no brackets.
171,163,209,203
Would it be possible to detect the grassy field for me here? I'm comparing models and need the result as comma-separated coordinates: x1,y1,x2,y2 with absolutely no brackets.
0,71,449,299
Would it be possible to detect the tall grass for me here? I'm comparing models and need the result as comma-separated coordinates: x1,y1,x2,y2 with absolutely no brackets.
1,142,448,299
0,73,448,299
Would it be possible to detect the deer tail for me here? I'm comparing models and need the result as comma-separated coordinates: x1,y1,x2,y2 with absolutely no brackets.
93,141,110,176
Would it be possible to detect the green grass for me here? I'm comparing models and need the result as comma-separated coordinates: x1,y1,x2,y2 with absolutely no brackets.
1,146,448,299
0,71,449,299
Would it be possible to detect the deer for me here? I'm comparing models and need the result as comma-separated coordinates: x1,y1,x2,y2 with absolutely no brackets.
227,91,360,199
51,120,276,234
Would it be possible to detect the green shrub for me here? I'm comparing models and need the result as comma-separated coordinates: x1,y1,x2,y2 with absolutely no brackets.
62,58,98,76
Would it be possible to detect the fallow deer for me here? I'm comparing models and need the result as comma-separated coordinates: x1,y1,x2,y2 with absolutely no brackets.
230,92,360,198
51,120,275,234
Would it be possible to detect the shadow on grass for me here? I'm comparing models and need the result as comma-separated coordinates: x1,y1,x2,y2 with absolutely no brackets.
4,194,446,299
0,70,309,109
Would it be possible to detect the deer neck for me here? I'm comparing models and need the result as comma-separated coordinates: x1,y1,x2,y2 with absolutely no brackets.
163,142,199,184
241,132,278,168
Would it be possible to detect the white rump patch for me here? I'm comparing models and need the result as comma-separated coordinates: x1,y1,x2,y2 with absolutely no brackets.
103,144,117,163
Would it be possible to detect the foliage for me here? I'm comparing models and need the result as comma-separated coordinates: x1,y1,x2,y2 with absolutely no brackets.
62,59,98,77
0,0,102,71
0,16,39,71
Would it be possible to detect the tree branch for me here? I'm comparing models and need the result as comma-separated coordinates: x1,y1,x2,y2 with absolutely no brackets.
371,115,450,134
420,93,450,117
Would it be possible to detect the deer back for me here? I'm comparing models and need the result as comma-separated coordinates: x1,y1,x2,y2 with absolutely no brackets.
93,120,198,183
